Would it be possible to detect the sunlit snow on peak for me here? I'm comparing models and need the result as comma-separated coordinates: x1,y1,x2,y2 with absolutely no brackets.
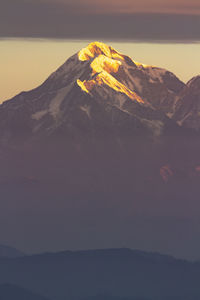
78,41,125,62
77,72,144,103
77,42,146,103
91,55,122,75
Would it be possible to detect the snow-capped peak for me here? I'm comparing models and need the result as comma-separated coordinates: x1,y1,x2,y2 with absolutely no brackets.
77,42,149,103
0,40,189,148
78,41,125,62
76,41,183,108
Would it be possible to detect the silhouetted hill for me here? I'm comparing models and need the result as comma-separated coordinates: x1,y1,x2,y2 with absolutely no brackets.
82,295,151,300
0,283,49,300
0,248,200,300
0,244,24,258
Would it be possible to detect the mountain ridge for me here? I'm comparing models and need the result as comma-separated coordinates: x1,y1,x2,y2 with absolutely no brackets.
0,41,188,145
0,283,50,300
0,247,200,300
2,41,198,133
0,244,24,258
0,42,199,197
7,247,183,263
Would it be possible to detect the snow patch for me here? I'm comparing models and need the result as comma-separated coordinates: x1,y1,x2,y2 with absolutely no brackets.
32,110,48,120
49,86,71,119
116,94,126,108
78,41,125,62
166,112,173,118
149,78,156,84
132,77,143,93
80,105,91,118
141,119,164,136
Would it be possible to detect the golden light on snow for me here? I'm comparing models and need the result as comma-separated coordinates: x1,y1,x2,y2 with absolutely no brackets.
77,79,93,94
78,42,125,62
77,42,144,103
91,55,121,74
77,72,144,102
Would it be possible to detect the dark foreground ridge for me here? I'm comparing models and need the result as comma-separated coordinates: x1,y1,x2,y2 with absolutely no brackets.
0,248,200,300
0,244,24,258
0,283,49,300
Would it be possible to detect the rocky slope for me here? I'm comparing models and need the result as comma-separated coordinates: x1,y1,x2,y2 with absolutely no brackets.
173,76,200,129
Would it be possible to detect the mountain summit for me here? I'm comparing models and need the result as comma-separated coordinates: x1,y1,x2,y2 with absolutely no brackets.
77,42,145,103
0,42,198,173
77,42,184,113
0,41,185,146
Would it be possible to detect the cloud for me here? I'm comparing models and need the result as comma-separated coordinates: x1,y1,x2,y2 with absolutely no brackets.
0,0,200,41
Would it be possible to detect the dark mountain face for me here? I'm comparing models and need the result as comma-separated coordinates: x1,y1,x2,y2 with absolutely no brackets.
0,41,200,258
0,249,200,300
173,76,200,129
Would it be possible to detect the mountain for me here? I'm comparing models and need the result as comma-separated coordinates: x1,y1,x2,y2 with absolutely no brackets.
0,42,189,199
0,41,184,146
0,244,24,258
0,42,190,180
1,248,200,300
0,41,200,259
173,75,200,129
0,283,49,300
82,296,150,300
76,42,184,114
